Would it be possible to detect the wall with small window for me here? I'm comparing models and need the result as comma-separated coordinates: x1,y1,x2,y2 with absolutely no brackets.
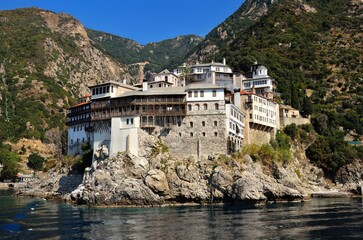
186,88,224,102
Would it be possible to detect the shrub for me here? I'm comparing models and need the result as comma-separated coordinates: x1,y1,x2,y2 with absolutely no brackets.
27,153,46,171
284,124,299,140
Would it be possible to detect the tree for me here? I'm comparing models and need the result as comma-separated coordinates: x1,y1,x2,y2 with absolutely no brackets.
0,144,21,181
27,153,45,171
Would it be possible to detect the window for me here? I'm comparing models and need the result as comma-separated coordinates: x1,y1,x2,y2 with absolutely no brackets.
96,88,99,95
190,122,194,127
214,121,218,126
131,118,134,125
202,121,206,127
190,132,194,137
212,90,217,97
215,103,219,110
73,127,76,132
70,139,73,144
196,104,200,110
126,119,129,125
92,89,96,95
203,104,208,110
106,86,110,93
188,91,192,97
159,84,161,87
214,132,218,137
111,86,114,93
202,132,206,137
165,76,168,82
179,133,182,137
200,91,204,97
194,91,198,97
188,104,192,111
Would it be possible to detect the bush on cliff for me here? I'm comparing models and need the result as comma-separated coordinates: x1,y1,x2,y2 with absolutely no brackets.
27,153,46,171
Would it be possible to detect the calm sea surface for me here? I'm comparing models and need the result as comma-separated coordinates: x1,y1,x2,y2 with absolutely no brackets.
1,189,363,240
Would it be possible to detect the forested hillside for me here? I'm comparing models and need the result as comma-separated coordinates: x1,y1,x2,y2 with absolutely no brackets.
0,8,127,142
87,29,203,74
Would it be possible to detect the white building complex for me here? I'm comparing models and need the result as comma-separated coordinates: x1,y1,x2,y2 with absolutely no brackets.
67,60,309,159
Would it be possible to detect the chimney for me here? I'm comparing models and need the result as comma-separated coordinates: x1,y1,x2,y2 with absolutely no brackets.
223,58,226,65
142,82,148,91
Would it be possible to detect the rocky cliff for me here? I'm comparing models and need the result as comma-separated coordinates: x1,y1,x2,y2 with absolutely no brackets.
67,131,332,206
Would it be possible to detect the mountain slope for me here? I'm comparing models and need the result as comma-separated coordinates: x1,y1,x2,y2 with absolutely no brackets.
87,29,203,74
188,0,278,62
0,8,128,141
190,0,363,136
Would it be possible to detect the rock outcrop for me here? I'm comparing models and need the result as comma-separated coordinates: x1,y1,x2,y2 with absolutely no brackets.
69,149,327,206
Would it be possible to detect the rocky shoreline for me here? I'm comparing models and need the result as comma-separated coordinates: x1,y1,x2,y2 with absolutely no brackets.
16,148,361,207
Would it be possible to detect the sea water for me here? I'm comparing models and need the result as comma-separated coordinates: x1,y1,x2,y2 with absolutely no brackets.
1,189,363,239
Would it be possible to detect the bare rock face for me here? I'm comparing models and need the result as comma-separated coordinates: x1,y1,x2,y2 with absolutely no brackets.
233,164,303,202
335,160,363,184
145,169,169,195
69,148,326,206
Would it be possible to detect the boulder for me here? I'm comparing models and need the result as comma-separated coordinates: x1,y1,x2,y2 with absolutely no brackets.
145,169,169,195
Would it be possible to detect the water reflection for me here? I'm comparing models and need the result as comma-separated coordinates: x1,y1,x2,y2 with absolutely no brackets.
1,190,363,240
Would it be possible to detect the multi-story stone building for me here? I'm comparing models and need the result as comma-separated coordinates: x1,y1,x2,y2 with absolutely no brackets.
67,80,244,160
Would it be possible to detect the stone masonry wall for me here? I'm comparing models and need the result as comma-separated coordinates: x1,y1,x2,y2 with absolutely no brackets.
163,114,227,158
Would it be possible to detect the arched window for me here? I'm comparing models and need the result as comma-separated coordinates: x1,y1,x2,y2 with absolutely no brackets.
190,122,194,127
188,104,192,111
202,121,206,127
203,104,208,110
196,104,200,110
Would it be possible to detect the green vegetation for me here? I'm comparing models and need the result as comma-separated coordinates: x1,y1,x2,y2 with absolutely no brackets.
72,142,93,173
27,153,46,171
195,0,362,138
0,142,21,181
0,8,86,142
151,139,169,156
238,130,292,165
87,29,203,74
306,128,358,178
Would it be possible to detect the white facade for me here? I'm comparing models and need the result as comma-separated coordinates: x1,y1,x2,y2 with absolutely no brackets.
173,60,236,88
241,64,274,97
248,94,278,128
110,116,140,157
225,104,245,151
90,81,140,100
67,124,92,155
93,122,111,159
186,86,225,102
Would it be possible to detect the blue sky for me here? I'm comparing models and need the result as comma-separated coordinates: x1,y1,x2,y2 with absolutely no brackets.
1,0,243,44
